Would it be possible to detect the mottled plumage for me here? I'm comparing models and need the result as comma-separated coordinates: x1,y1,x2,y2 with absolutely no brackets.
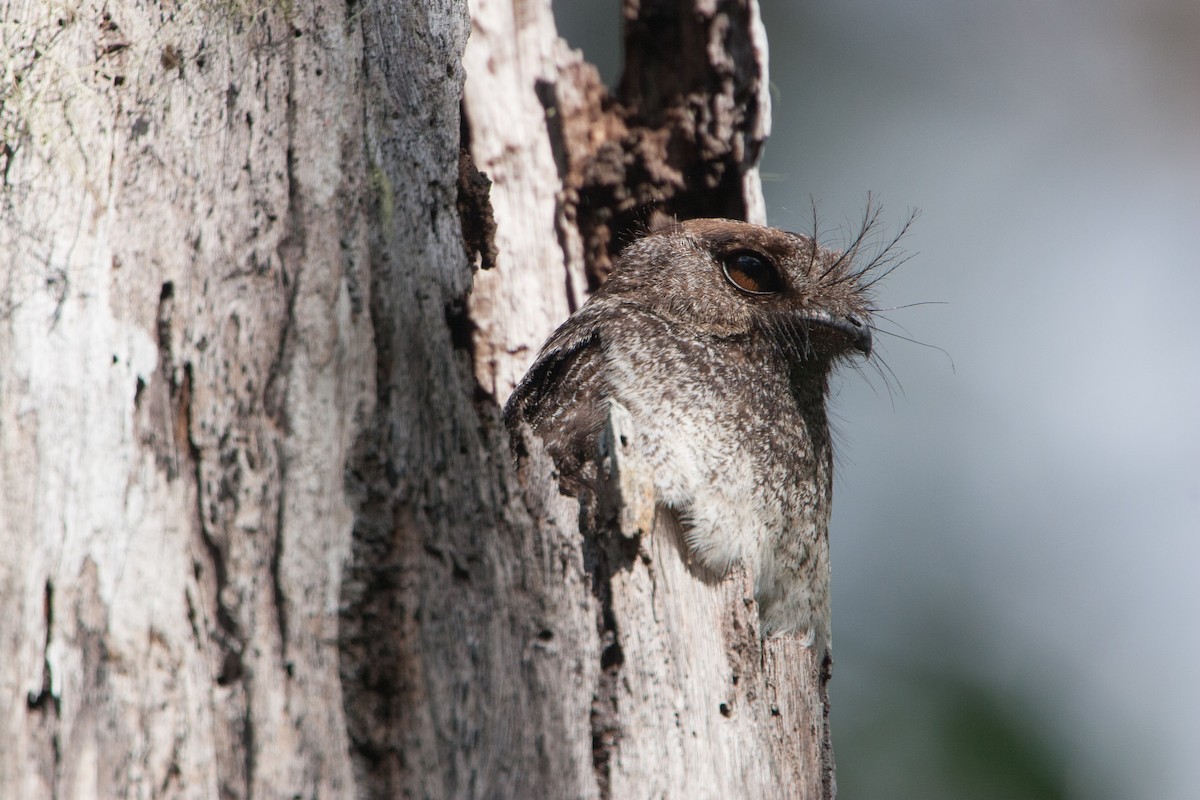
505,218,880,650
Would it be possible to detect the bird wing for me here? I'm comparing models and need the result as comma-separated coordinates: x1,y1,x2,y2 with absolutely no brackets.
503,305,612,485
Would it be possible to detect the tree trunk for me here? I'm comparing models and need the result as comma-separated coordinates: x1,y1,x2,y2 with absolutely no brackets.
3,0,379,795
0,0,832,797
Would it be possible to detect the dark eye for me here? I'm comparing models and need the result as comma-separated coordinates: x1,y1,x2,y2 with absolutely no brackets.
722,250,784,295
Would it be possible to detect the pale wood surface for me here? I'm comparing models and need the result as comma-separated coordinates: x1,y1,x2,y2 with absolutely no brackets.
1,0,375,795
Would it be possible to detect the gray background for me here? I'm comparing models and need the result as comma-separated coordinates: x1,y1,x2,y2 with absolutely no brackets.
555,1,1200,797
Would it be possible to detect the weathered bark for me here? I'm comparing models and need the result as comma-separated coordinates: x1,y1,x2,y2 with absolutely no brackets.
1,0,831,797
2,0,376,795
1,0,374,796
455,1,832,795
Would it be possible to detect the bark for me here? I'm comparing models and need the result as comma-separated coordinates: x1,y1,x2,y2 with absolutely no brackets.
2,0,373,795
0,0,832,797
456,2,832,796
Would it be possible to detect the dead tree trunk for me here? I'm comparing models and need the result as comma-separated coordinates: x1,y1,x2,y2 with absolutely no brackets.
0,0,832,796
2,0,382,795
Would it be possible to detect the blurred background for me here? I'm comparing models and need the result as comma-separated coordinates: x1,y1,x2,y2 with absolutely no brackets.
555,1,1200,797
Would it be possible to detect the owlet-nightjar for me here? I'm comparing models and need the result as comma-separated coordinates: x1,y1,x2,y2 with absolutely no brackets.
504,218,878,652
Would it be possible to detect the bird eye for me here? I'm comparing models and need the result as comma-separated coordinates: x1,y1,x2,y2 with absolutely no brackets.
722,251,783,295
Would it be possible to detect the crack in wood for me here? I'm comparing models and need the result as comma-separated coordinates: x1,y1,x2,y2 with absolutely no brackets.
26,581,59,716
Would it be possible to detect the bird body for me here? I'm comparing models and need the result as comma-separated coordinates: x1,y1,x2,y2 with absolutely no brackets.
505,218,878,649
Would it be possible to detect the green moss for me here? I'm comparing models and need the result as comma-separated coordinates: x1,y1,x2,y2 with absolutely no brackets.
369,162,395,234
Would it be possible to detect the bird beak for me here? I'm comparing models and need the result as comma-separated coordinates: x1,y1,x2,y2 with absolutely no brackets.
843,313,873,356
802,311,873,356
